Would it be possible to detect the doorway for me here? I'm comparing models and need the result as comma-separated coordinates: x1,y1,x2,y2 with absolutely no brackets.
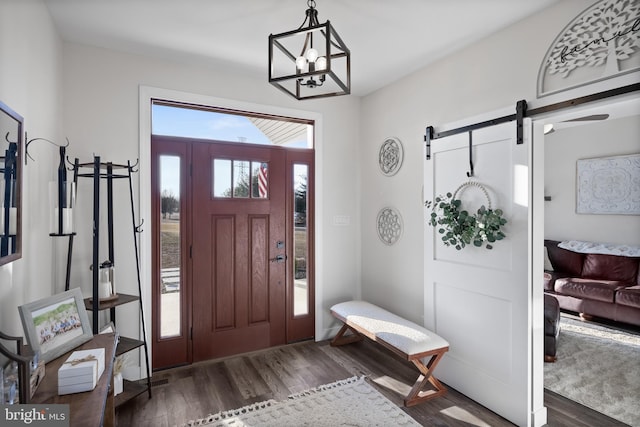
150,101,315,370
536,95,640,423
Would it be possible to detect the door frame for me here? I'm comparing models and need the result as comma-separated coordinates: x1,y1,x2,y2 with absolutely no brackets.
139,86,324,375
427,89,640,427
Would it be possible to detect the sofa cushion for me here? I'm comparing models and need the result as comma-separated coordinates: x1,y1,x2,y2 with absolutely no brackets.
582,253,639,283
554,278,625,303
616,286,640,309
545,240,584,276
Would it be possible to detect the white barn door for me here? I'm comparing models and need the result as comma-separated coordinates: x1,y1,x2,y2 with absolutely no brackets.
424,120,534,426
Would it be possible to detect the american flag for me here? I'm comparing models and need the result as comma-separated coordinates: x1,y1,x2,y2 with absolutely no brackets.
258,162,268,198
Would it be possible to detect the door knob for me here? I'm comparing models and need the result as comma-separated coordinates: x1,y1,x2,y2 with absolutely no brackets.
269,254,287,263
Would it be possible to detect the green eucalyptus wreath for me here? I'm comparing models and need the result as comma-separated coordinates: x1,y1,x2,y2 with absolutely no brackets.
425,181,507,250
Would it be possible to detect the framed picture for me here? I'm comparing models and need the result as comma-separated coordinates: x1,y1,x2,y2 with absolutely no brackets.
576,154,640,215
18,288,93,363
99,322,115,334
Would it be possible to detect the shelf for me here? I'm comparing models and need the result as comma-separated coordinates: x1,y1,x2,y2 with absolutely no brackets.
115,379,147,408
69,155,151,410
116,336,144,357
84,293,139,311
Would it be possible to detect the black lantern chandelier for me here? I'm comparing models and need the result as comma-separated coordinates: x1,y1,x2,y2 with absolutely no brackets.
269,0,351,100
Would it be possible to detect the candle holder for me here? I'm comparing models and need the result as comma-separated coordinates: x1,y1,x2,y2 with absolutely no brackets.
49,146,75,236
90,260,117,302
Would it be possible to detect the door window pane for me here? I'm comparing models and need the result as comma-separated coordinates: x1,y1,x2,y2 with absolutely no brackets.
213,159,232,197
233,161,250,198
160,155,181,338
214,159,269,199
252,162,268,199
293,164,308,316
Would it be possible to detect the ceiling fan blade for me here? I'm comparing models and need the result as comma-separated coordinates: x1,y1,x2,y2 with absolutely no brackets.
563,114,610,122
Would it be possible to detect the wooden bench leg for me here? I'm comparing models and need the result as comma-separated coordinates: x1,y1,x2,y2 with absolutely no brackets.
330,323,364,347
404,349,447,407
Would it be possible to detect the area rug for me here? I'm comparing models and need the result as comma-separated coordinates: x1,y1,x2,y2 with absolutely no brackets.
181,376,420,427
544,316,640,426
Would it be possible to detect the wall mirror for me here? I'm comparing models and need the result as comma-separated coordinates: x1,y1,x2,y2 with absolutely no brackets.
0,100,23,266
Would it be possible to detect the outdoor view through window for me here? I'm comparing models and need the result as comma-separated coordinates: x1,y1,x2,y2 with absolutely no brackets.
152,102,313,338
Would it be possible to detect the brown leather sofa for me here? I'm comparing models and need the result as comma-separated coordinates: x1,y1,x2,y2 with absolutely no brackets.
544,239,640,327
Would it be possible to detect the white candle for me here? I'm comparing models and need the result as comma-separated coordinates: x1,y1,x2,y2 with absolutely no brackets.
50,207,74,234
9,207,16,235
99,280,113,299
1,207,17,236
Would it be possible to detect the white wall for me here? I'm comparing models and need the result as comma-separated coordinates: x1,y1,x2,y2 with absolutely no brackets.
60,43,361,347
0,1,62,337
359,0,591,323
545,115,640,245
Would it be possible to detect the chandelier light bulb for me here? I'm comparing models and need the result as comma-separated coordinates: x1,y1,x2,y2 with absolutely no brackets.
305,48,319,62
295,56,307,72
315,56,327,70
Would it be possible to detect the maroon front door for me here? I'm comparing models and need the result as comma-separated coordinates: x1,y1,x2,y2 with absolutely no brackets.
191,141,287,360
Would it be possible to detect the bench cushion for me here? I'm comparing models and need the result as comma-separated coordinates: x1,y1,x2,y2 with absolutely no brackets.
331,301,449,356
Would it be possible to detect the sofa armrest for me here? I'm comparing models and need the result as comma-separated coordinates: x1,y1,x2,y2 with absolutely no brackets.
544,271,571,291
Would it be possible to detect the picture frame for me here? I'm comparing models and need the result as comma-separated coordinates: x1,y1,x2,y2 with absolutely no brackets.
18,288,93,363
576,153,640,215
99,322,116,334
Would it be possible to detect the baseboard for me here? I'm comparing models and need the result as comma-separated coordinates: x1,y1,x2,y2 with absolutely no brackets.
531,406,548,427
318,325,342,341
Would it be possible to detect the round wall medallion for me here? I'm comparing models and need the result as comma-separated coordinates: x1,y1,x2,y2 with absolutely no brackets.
376,207,403,246
378,137,404,176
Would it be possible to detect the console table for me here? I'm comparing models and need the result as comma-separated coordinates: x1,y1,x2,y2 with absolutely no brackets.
31,333,117,427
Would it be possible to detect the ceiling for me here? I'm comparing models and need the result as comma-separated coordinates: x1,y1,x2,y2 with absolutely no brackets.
44,0,560,96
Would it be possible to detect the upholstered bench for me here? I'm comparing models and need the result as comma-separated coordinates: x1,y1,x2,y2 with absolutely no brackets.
330,300,449,406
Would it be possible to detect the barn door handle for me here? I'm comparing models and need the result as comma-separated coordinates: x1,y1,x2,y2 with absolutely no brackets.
270,254,287,263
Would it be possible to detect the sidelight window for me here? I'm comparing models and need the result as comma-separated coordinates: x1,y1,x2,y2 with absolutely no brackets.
159,155,182,338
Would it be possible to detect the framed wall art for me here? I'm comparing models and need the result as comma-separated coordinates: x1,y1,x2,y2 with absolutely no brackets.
18,288,93,363
537,0,640,99
576,153,640,215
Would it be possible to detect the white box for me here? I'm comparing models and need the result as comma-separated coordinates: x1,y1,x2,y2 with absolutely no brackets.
58,348,105,395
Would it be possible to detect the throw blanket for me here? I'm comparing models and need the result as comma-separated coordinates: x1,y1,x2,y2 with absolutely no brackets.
558,240,640,257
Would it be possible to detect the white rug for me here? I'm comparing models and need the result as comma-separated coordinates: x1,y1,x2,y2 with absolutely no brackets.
181,376,420,427
544,316,640,426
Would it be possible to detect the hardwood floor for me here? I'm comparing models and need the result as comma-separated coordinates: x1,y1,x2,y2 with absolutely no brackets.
116,339,627,427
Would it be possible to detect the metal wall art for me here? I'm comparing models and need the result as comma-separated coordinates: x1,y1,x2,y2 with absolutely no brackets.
376,206,403,246
378,137,403,176
577,153,640,214
537,0,640,98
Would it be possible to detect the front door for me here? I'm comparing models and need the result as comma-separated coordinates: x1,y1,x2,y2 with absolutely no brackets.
191,140,287,361
424,120,534,426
